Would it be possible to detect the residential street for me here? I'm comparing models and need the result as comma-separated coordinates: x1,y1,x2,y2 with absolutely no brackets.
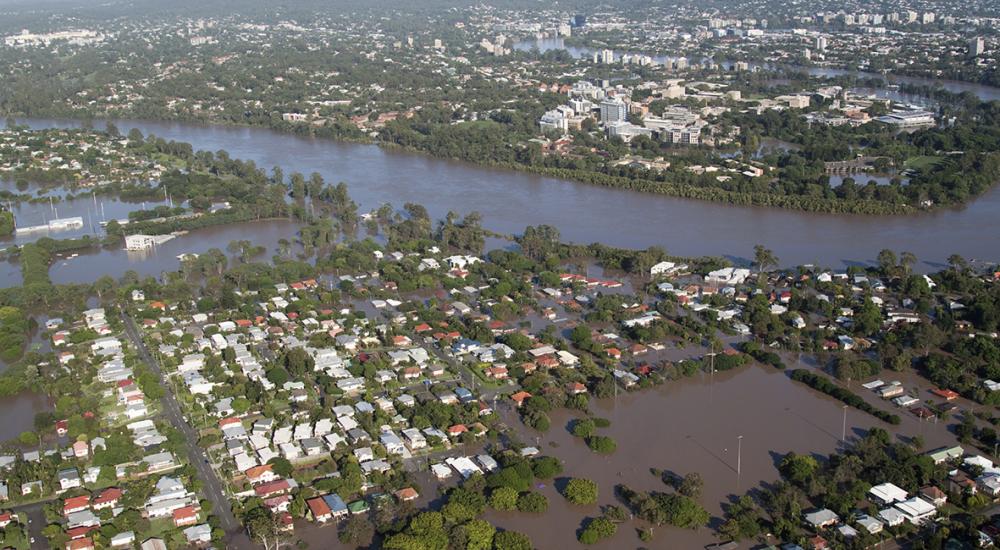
120,313,254,549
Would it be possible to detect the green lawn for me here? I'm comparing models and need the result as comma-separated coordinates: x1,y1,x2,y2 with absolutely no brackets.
904,155,942,171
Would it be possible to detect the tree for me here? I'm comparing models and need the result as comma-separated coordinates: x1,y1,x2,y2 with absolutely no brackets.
900,251,918,273
282,347,314,376
232,397,252,414
753,244,778,273
779,453,818,484
244,508,293,550
531,456,562,479
489,487,518,511
586,435,617,454
877,249,897,274
339,515,374,546
267,457,294,478
562,478,599,505
855,298,882,336
17,431,38,447
570,418,596,438
661,494,710,529
578,517,617,544
492,530,531,550
460,519,495,550
265,368,289,386
719,495,761,541
678,472,704,499
516,491,548,513
442,500,477,524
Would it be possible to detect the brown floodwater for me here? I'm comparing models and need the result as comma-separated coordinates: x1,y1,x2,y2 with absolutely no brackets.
485,364,964,549
0,391,51,442
0,219,304,287
15,118,1000,271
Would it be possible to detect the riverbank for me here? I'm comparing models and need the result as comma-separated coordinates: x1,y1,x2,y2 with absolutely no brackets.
6,112,955,217
14,117,1000,270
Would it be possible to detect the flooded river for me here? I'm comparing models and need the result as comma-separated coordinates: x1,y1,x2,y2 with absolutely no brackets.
12,118,1000,271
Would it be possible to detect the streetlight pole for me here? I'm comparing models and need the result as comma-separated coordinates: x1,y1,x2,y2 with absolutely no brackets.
842,404,848,442
737,435,743,489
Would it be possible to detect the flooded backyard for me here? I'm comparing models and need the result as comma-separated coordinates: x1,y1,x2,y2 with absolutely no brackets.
0,391,51,443
486,363,963,549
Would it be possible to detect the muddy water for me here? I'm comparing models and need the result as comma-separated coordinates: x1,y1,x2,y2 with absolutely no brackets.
0,219,303,288
13,118,1000,271
0,391,51,442
0,190,172,246
489,364,962,549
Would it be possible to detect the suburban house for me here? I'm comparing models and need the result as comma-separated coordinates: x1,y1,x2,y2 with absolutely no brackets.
803,509,839,529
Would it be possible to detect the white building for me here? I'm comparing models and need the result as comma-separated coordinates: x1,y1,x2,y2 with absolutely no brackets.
599,98,627,124
125,234,157,251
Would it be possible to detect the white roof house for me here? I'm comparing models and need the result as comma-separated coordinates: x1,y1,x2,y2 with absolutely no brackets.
855,514,883,534
869,482,908,506
650,261,677,276
878,507,905,526
894,497,936,525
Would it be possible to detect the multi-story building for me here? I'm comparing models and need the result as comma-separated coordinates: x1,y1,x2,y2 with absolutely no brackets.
599,98,627,124
970,37,986,57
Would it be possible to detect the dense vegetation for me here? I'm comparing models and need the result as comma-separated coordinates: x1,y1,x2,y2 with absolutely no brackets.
790,369,902,425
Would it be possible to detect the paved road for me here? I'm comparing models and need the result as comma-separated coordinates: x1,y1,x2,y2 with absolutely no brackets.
121,313,253,549
6,501,51,550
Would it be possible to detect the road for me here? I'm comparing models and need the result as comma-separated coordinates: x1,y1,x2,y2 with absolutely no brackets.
5,501,52,550
121,313,253,549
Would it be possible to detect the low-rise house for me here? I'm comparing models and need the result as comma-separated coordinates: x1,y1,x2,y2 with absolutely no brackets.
67,510,101,529
182,524,212,544
803,509,839,529
919,486,947,507
322,494,349,519
869,482,908,506
21,480,42,495
93,488,123,510
172,505,200,527
878,507,905,527
66,538,95,550
394,487,419,502
978,474,1000,497
58,468,82,491
855,514,883,534
927,445,964,465
64,495,91,515
110,532,135,548
894,497,936,525
254,479,293,499
245,464,277,486
307,498,332,523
